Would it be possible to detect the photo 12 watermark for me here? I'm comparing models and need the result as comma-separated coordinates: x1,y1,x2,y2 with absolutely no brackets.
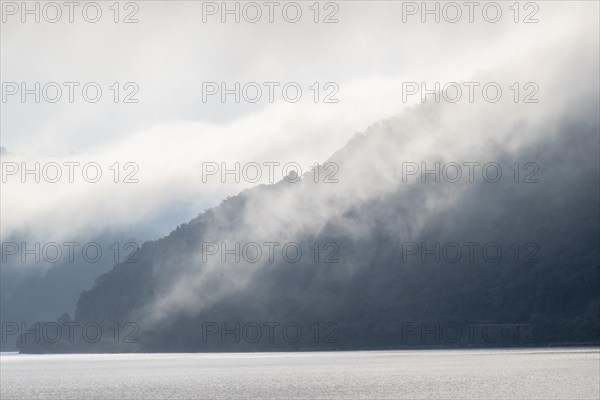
200,321,339,345
200,1,340,24
201,161,339,184
401,82,539,104
400,241,541,264
1,321,140,345
1,161,140,183
201,82,339,104
1,1,140,24
400,2,539,24
200,241,340,264
399,321,539,345
400,161,540,184
1,82,140,104
1,241,141,264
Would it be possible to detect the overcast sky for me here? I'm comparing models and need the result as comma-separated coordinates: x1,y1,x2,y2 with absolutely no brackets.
1,1,598,243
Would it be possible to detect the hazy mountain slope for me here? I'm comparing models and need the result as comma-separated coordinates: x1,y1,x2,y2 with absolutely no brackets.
16,85,599,353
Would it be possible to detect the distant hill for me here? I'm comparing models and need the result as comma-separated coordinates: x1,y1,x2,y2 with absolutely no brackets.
17,94,600,353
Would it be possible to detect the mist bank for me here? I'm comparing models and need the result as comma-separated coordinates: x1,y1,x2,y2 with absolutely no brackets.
15,81,600,353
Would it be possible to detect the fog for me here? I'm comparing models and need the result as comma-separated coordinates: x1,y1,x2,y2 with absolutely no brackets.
1,1,598,353
3,2,594,244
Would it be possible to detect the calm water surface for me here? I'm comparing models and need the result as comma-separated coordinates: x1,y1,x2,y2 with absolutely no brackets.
1,348,598,399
